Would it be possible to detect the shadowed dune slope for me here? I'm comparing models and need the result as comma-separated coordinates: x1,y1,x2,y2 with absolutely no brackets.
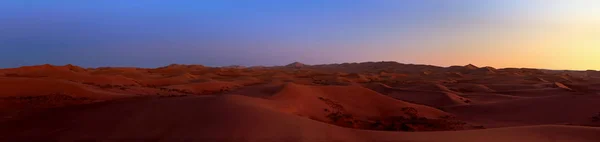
444,95,600,127
1,62,600,141
228,82,285,98
365,83,471,107
0,96,599,142
0,77,133,115
270,83,450,120
0,96,364,142
0,77,129,99
165,80,241,94
0,65,139,86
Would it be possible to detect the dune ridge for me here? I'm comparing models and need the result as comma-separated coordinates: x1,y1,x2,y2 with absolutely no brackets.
0,62,598,141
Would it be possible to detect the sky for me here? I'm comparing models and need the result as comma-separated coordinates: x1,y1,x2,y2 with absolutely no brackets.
0,0,598,70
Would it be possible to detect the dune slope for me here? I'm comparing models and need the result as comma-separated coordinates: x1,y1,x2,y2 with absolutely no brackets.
445,95,600,127
0,96,599,142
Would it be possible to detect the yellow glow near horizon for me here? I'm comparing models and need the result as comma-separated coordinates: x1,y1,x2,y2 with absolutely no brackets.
519,1,600,70
398,1,600,70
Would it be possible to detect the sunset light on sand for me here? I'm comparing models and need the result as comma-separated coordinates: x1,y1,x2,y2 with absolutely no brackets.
1,1,599,142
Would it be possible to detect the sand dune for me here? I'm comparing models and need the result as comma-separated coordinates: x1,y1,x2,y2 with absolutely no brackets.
0,64,84,78
0,77,131,119
485,83,547,91
496,88,580,97
222,76,265,86
138,73,201,87
271,83,449,118
0,77,128,99
165,80,241,94
285,62,307,68
1,96,598,142
0,62,599,141
229,83,285,98
445,95,600,127
89,67,154,79
367,125,600,142
267,83,477,131
366,83,471,107
554,82,574,91
446,64,497,75
0,64,139,86
448,83,496,93
458,93,526,104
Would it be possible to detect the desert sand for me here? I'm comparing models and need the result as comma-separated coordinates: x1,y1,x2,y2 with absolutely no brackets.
1,62,599,142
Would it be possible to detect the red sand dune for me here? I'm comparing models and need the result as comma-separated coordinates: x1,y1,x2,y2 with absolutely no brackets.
444,95,600,128
0,77,132,119
554,82,574,91
0,96,598,142
457,93,526,104
0,62,599,141
138,73,201,87
165,80,241,94
0,65,139,86
222,76,264,86
270,83,449,118
448,83,496,93
0,77,129,99
366,83,471,107
89,67,154,79
495,88,580,97
228,82,285,98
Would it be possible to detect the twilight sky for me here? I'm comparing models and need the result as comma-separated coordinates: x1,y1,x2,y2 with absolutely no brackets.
0,0,598,70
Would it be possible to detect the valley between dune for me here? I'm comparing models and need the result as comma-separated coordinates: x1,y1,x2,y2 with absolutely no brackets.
1,62,599,142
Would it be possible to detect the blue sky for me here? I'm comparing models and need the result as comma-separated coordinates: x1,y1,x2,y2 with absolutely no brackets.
1,1,598,69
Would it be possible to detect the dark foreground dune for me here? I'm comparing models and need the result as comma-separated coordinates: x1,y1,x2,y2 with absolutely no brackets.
1,62,599,142
2,95,599,142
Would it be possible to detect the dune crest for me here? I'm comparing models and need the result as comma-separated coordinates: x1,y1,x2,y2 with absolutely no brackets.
0,62,599,141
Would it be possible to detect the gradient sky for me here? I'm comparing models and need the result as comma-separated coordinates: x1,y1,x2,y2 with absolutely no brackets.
0,0,598,70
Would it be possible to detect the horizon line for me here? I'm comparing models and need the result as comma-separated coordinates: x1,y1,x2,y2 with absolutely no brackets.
2,61,597,72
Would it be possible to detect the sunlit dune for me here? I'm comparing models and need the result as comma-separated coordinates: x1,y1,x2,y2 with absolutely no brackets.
1,62,599,141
